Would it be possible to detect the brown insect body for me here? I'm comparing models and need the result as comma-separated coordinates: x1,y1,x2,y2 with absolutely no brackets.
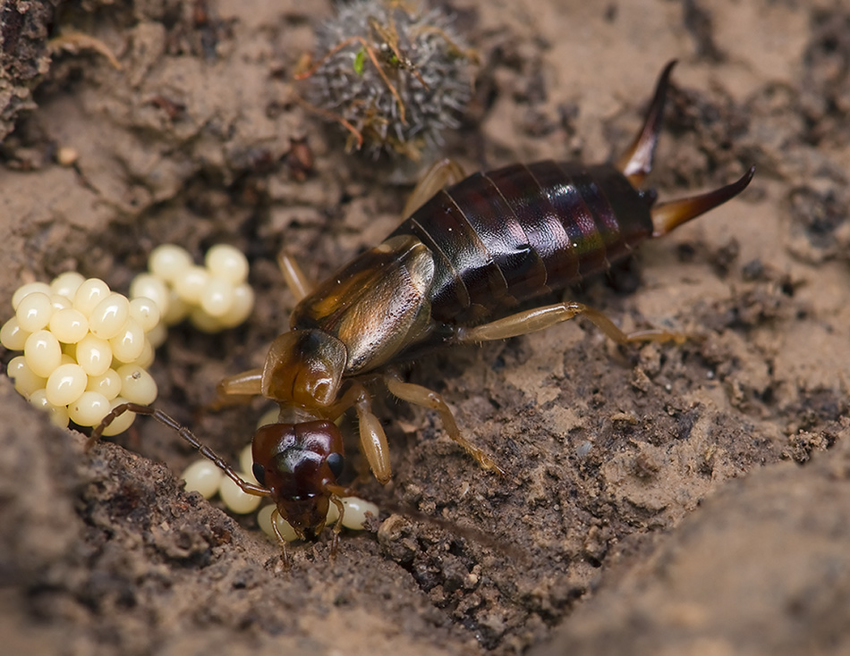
93,61,754,554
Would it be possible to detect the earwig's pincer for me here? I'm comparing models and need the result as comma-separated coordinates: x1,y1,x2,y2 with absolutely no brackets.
94,62,754,549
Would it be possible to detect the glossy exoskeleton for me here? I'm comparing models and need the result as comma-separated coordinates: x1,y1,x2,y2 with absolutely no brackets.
92,61,754,554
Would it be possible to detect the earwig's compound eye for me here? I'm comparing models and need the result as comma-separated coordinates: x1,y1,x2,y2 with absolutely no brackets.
252,463,266,487
326,452,344,479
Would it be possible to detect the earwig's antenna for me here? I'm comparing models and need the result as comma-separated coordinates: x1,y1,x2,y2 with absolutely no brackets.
88,403,270,498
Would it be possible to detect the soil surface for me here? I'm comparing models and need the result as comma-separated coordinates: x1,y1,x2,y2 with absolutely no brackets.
2,1,850,654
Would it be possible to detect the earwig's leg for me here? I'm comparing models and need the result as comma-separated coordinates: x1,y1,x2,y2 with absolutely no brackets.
277,253,312,301
453,301,685,345
384,371,505,476
322,382,393,484
616,60,677,186
347,384,393,484
651,167,756,237
270,508,291,569
209,368,264,409
88,402,271,497
330,495,346,557
401,158,467,218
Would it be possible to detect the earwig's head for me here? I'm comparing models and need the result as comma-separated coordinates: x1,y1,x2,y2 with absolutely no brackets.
261,330,347,408
251,420,345,540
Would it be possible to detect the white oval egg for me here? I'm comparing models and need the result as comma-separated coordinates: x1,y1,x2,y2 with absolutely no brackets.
1,317,30,351
149,244,193,283
73,278,110,317
89,293,131,340
205,244,249,285
182,459,223,499
48,307,89,344
16,292,53,332
12,282,52,310
45,363,88,406
219,474,263,514
24,330,62,378
68,391,111,426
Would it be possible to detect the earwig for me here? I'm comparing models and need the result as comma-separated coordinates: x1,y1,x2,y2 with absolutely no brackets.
91,61,754,557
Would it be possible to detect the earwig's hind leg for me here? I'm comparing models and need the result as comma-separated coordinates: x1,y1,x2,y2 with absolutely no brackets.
402,158,467,218
209,368,264,410
616,60,677,186
454,301,685,345
278,253,312,301
88,402,271,497
384,371,505,475
651,166,756,237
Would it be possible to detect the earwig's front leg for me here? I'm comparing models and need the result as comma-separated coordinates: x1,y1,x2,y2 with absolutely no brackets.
328,383,392,484
329,495,346,557
401,158,466,217
270,508,291,569
277,253,313,301
209,368,264,409
384,371,505,476
453,301,685,345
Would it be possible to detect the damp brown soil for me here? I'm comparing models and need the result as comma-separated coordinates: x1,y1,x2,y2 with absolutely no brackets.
2,1,850,654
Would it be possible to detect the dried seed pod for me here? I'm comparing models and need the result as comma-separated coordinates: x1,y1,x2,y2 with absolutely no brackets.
297,0,475,159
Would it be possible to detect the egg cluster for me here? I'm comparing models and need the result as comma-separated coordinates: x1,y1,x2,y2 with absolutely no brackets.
182,409,378,541
131,244,254,335
1,272,160,433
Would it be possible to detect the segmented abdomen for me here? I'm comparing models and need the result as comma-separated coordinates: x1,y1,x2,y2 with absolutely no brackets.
390,160,654,323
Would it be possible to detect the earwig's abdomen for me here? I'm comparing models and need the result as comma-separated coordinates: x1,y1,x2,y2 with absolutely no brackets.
390,160,654,323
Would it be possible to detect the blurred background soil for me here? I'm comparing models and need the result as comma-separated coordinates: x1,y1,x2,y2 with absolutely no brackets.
1,0,849,654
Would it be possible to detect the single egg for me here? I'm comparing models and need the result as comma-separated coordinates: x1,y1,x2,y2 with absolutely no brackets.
99,397,136,436
130,274,170,318
12,282,52,311
48,307,89,344
68,391,111,427
45,362,88,406
29,389,70,428
110,318,145,363
340,497,380,530
16,292,53,332
217,283,255,328
89,293,131,340
199,276,235,318
182,459,224,499
205,244,249,285
0,317,30,351
173,265,208,305
219,474,263,514
75,333,113,377
50,272,86,300
73,278,110,317
149,244,193,283
86,368,122,400
257,505,299,542
128,297,161,333
7,356,47,397
24,330,62,378
116,364,158,405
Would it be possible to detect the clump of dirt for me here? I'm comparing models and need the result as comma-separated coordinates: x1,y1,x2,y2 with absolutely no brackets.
1,1,849,654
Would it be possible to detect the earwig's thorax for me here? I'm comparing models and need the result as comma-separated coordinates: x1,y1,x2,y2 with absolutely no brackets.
261,330,347,407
